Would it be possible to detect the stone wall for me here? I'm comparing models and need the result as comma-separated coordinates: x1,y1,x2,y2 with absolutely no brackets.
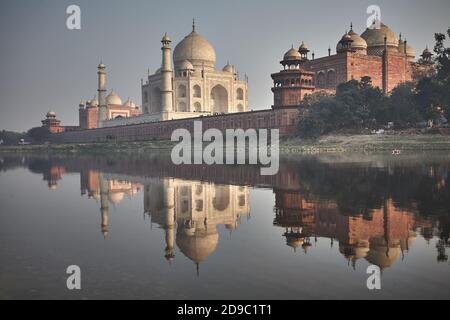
51,107,300,144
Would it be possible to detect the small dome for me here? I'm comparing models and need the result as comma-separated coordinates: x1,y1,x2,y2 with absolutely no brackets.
109,192,124,205
98,63,106,69
284,47,301,61
178,59,194,71
89,96,99,107
361,22,399,49
286,236,304,250
348,29,368,50
123,97,136,109
222,63,235,73
46,111,56,117
106,90,122,105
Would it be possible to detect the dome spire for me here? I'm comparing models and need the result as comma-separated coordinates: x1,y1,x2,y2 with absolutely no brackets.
192,18,196,32
350,22,353,31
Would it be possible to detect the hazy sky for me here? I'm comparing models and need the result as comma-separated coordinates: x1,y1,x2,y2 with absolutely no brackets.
1,0,449,131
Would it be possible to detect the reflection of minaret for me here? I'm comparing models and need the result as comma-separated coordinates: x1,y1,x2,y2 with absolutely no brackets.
99,174,109,239
164,184,175,263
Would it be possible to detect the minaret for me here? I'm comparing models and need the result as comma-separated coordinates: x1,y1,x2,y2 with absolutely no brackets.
97,63,107,127
161,33,173,117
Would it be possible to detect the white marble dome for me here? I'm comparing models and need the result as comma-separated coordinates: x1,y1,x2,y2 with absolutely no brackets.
89,96,99,107
173,30,216,69
106,90,122,105
222,63,235,73
178,59,194,71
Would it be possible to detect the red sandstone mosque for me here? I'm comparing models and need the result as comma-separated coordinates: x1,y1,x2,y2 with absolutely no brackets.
42,20,434,141
271,21,434,109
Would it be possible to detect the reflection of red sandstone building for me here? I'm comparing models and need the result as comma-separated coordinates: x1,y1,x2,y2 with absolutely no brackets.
274,190,433,270
42,165,66,189
272,22,434,107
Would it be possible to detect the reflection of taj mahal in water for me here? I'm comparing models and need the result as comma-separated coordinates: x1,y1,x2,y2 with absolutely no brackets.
143,179,250,270
37,163,436,273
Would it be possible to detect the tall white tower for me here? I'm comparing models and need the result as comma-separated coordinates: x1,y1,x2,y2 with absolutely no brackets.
161,33,173,117
97,63,107,127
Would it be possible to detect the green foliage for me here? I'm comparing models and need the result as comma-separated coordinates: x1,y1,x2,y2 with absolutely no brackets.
433,28,450,119
387,82,424,128
0,130,26,145
27,127,51,143
298,78,384,137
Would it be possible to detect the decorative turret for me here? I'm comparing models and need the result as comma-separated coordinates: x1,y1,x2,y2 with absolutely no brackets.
337,31,354,53
298,41,310,61
421,46,434,64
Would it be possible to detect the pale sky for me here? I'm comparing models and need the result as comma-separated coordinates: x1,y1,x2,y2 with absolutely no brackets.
1,0,449,131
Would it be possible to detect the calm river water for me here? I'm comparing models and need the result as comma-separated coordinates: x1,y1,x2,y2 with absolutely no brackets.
0,153,449,299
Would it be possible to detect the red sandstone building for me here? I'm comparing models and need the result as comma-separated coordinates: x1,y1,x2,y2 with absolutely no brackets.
78,91,142,129
271,22,434,109
41,111,65,134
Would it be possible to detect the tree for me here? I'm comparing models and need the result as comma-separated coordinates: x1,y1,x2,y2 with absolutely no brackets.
434,28,450,119
388,82,423,128
0,130,26,145
27,127,51,143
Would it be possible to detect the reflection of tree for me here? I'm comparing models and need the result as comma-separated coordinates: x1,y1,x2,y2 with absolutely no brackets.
297,160,387,219
296,159,450,262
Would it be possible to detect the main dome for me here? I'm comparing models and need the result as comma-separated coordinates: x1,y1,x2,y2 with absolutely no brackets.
361,22,399,49
173,30,216,70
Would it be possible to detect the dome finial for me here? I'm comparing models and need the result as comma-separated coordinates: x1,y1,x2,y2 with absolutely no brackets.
350,22,353,31
192,18,196,32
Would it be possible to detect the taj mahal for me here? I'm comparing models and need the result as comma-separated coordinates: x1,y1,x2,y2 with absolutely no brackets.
141,21,248,119
76,20,248,130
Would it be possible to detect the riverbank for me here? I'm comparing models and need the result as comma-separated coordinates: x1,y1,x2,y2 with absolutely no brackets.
0,134,449,155
280,134,450,154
